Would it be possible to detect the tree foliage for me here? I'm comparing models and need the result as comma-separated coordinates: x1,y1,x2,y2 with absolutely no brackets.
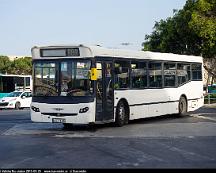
0,56,12,74
142,0,216,82
189,0,216,58
0,56,32,75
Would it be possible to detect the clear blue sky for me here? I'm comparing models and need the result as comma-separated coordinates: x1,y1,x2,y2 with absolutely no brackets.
0,0,186,56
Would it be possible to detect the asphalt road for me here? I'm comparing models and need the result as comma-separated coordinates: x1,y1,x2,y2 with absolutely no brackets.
0,106,216,169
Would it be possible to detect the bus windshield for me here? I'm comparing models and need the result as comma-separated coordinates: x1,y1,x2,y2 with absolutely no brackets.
33,60,93,97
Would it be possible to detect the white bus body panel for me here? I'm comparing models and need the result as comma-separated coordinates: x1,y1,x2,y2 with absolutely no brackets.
114,81,204,120
31,101,96,124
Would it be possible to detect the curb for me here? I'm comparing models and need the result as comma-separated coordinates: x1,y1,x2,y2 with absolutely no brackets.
203,104,216,108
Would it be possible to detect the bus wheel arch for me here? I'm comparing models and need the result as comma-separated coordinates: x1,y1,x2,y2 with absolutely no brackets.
178,94,188,116
115,98,130,127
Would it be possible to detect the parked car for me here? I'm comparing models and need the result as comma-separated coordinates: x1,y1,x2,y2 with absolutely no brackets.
0,90,32,109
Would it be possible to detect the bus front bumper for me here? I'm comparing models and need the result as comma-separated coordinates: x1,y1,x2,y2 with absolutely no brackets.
30,102,95,124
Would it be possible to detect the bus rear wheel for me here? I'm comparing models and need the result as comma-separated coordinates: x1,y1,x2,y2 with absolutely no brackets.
178,96,187,116
115,101,129,127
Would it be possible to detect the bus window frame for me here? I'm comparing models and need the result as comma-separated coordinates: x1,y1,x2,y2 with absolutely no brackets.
32,57,94,97
163,62,177,88
148,61,163,89
130,60,148,89
33,58,203,97
113,58,131,90
177,63,192,87
191,63,203,81
111,58,199,90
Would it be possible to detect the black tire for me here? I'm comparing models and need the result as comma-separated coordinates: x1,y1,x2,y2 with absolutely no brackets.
178,96,187,116
115,101,129,127
63,123,74,130
15,102,21,110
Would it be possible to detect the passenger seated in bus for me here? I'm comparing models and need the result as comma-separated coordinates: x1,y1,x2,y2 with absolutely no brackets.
132,77,142,88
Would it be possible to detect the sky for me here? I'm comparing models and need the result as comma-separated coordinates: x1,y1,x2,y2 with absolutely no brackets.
0,0,186,56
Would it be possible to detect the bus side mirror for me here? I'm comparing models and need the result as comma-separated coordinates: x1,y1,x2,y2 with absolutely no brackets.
90,68,97,80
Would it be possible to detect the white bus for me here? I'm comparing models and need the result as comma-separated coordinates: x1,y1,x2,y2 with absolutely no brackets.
31,45,204,127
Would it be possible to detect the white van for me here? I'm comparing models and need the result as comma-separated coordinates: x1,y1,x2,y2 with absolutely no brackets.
0,90,32,109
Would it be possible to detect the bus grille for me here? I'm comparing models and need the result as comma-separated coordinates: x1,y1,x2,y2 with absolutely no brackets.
41,113,78,117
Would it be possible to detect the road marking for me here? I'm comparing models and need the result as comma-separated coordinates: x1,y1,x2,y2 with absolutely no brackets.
2,157,34,168
3,121,216,138
190,114,216,122
159,143,216,161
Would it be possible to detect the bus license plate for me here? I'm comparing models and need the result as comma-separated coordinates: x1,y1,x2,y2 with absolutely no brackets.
52,118,66,123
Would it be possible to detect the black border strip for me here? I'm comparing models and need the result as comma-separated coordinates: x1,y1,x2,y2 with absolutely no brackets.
114,97,202,108
41,113,78,116
129,100,179,107
188,98,202,101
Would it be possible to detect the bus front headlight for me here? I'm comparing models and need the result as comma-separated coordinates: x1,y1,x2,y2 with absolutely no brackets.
31,106,40,112
79,107,89,113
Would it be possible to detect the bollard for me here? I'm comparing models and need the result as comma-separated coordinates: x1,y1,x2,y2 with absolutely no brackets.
208,94,211,104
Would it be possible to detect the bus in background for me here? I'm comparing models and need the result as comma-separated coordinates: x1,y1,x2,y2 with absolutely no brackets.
0,74,32,98
31,45,204,127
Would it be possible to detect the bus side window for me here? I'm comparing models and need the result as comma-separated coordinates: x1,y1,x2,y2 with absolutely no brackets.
164,63,176,87
114,61,130,89
131,61,147,88
149,62,162,88
177,63,191,85
192,63,202,80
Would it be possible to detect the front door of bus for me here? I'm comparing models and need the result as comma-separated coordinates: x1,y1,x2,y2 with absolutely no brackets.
96,61,114,122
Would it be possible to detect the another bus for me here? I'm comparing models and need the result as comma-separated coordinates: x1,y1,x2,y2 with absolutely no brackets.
31,45,204,127
0,74,32,98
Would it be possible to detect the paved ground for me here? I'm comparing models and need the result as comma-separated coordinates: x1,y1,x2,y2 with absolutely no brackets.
0,106,216,168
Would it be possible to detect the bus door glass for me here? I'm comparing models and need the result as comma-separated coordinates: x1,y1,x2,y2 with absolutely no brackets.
96,61,114,121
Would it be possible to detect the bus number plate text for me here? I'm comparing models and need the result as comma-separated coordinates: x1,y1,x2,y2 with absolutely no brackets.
52,118,66,123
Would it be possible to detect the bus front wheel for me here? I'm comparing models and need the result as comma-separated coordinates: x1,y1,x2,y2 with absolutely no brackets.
178,96,187,116
115,101,129,127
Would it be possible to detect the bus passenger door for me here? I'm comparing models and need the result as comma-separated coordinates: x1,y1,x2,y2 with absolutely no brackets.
96,61,114,122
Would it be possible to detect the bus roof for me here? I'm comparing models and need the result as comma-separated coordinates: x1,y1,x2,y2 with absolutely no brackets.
31,44,203,63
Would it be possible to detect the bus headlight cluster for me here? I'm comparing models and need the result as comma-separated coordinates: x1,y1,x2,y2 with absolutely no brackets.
79,107,89,113
31,106,40,112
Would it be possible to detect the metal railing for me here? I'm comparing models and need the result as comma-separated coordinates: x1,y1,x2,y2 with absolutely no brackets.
204,93,216,104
